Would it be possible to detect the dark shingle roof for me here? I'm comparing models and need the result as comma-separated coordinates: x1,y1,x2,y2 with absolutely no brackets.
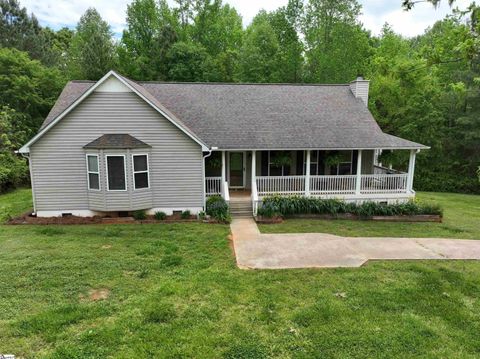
84,134,151,149
41,75,428,150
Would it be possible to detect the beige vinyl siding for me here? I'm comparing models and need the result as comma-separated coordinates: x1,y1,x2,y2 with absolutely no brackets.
30,92,203,212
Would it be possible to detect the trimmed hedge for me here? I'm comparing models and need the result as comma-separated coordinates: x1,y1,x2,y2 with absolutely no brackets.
259,195,443,218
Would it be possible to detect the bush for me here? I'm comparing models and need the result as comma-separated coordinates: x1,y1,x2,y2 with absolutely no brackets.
132,210,147,220
198,210,206,220
154,211,167,220
256,201,281,218
258,195,443,218
181,210,191,219
206,195,231,223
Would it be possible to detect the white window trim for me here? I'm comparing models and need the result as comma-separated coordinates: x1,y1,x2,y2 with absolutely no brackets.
86,154,100,191
105,154,127,191
132,153,150,190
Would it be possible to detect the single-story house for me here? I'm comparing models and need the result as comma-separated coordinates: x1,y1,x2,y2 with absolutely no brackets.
19,70,428,217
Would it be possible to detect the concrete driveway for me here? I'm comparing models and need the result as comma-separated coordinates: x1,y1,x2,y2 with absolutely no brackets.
230,218,480,269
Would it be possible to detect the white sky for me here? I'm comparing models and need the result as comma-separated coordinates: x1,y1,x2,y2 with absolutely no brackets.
19,0,472,37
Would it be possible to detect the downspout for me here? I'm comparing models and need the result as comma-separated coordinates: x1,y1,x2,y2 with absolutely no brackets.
17,151,37,215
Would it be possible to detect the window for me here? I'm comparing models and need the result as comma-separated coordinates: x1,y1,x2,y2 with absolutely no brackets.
328,151,353,175
86,155,100,190
268,151,291,176
133,154,149,189
303,150,320,175
106,155,126,191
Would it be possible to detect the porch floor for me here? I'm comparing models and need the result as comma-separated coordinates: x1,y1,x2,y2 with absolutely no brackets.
229,189,251,201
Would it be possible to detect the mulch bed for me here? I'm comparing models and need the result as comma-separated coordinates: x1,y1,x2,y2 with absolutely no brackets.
7,212,203,225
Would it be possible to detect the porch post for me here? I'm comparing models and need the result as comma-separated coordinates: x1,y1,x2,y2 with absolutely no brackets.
407,149,417,193
355,150,362,195
221,151,226,194
251,150,256,189
305,150,311,196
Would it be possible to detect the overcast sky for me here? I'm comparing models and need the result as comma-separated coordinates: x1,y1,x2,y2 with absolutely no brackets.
19,0,471,38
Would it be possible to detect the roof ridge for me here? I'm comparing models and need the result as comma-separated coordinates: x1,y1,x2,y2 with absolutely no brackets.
139,81,350,87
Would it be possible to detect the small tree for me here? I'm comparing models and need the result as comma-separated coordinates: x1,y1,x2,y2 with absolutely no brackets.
68,8,116,80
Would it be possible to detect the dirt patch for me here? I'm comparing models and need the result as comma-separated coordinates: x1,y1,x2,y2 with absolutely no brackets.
101,244,112,249
81,288,110,302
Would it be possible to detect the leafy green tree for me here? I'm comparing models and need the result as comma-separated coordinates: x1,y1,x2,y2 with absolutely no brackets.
302,0,371,83
119,0,179,80
0,106,30,191
67,8,116,80
0,48,65,129
166,41,213,81
237,12,280,82
267,2,304,82
0,0,62,66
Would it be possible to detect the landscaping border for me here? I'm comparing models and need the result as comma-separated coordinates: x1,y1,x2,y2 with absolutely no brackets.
255,213,442,224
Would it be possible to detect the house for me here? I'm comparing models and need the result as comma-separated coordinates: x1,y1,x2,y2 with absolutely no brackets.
19,71,428,218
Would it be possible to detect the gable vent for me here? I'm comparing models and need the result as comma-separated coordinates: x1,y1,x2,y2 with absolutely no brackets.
349,76,370,106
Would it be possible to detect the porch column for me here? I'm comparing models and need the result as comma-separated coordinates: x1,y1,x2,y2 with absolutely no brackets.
251,150,256,190
221,151,226,194
406,149,417,193
355,150,362,195
305,150,311,196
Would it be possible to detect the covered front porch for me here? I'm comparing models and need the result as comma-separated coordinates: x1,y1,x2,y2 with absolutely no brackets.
205,149,419,212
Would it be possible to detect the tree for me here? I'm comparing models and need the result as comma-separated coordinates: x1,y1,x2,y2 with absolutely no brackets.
0,106,29,191
67,8,116,80
0,0,62,66
302,0,371,83
0,48,65,129
237,12,280,82
166,41,213,81
267,2,304,82
119,0,179,80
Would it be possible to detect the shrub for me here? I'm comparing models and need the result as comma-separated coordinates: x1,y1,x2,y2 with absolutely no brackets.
132,210,147,220
154,211,167,220
258,196,443,218
181,210,191,219
206,195,230,223
198,210,206,220
256,201,281,218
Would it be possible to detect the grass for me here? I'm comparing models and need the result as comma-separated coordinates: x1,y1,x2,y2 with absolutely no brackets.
1,188,480,357
0,187,32,222
259,192,480,239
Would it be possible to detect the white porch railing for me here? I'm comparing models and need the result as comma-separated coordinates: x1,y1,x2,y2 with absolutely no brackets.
205,176,222,196
310,175,357,195
254,173,408,196
256,175,305,196
361,174,408,194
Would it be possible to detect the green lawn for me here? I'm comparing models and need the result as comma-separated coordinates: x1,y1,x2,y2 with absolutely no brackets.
0,187,33,222
259,192,480,239
1,189,480,357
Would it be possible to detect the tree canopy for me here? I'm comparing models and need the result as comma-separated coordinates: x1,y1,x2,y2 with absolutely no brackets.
0,0,479,193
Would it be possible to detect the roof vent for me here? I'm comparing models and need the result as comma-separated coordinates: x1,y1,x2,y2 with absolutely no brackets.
349,77,370,106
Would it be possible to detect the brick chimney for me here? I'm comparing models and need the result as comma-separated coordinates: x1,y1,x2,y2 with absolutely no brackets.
349,76,370,106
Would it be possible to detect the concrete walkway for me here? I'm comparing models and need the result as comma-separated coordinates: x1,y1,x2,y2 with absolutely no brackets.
230,218,480,269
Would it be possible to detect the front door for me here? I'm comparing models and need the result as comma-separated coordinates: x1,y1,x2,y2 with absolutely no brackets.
229,152,245,188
